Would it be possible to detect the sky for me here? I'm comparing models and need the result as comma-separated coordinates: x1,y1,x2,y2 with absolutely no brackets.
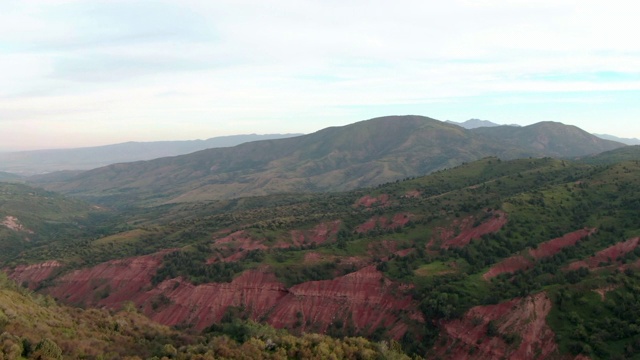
1,0,639,151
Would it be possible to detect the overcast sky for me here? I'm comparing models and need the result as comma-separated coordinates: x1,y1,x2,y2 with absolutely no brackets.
1,0,639,151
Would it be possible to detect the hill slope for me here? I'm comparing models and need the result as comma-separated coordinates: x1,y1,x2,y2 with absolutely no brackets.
30,115,625,206
0,182,115,263
9,154,640,359
0,273,411,359
471,121,623,158
0,133,301,175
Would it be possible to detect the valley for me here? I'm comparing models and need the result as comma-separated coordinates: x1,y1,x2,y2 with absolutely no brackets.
1,117,640,359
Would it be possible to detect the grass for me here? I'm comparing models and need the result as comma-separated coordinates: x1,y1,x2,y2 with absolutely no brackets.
414,261,457,277
92,229,150,246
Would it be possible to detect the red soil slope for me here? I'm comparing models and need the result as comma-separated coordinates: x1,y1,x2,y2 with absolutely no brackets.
43,251,174,307
355,213,412,233
484,228,595,280
354,194,390,208
483,256,533,280
433,292,557,359
567,237,640,271
267,266,422,339
14,257,420,338
212,230,268,251
430,211,507,249
288,220,342,247
7,260,62,289
144,269,288,330
208,230,268,262
529,228,596,259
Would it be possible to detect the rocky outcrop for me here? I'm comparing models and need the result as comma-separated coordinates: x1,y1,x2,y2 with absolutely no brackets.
433,292,558,359
1,215,34,234
7,260,62,289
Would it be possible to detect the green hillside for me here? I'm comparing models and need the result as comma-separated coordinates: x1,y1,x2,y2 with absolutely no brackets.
0,182,117,264
5,152,640,359
0,273,411,359
29,116,624,206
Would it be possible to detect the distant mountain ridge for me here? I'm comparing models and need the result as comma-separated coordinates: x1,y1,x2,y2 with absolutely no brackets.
0,133,302,175
0,171,22,182
446,118,521,129
30,115,624,206
469,121,621,158
449,118,637,147
594,133,640,146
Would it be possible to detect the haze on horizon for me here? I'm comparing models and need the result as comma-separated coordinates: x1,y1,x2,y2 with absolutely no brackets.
1,1,639,151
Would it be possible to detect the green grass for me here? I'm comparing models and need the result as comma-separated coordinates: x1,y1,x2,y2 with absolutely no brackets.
414,261,457,277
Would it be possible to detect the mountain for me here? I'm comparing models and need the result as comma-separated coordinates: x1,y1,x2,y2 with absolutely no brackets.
446,118,521,129
0,133,301,175
0,182,114,263
446,118,501,129
578,145,640,165
0,171,22,182
594,133,640,145
470,121,624,158
29,115,625,206
8,155,640,359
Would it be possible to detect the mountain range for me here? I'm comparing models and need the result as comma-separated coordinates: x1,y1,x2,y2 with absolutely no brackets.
593,133,640,145
446,118,521,129
0,133,301,175
29,115,624,206
3,114,640,359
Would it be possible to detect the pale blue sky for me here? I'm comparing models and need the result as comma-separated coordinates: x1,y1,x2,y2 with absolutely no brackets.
1,0,639,150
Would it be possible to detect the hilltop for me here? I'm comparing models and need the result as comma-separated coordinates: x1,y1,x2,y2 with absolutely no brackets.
29,115,624,206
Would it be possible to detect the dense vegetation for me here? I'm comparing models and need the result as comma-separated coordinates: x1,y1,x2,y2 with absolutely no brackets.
0,273,414,359
29,116,623,205
3,146,640,358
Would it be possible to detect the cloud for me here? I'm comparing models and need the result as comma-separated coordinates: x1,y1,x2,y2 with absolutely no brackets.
1,0,639,149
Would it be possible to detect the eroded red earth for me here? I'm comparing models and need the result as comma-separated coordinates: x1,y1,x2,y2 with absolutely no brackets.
483,256,533,280
354,194,390,208
567,237,640,271
429,210,508,249
484,228,596,280
267,266,422,339
13,257,421,339
7,260,62,289
355,213,413,233
287,220,342,247
433,292,558,359
145,269,287,330
43,250,175,307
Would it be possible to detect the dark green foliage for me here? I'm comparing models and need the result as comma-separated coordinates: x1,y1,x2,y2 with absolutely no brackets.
152,249,244,285
8,154,640,359
273,261,358,287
